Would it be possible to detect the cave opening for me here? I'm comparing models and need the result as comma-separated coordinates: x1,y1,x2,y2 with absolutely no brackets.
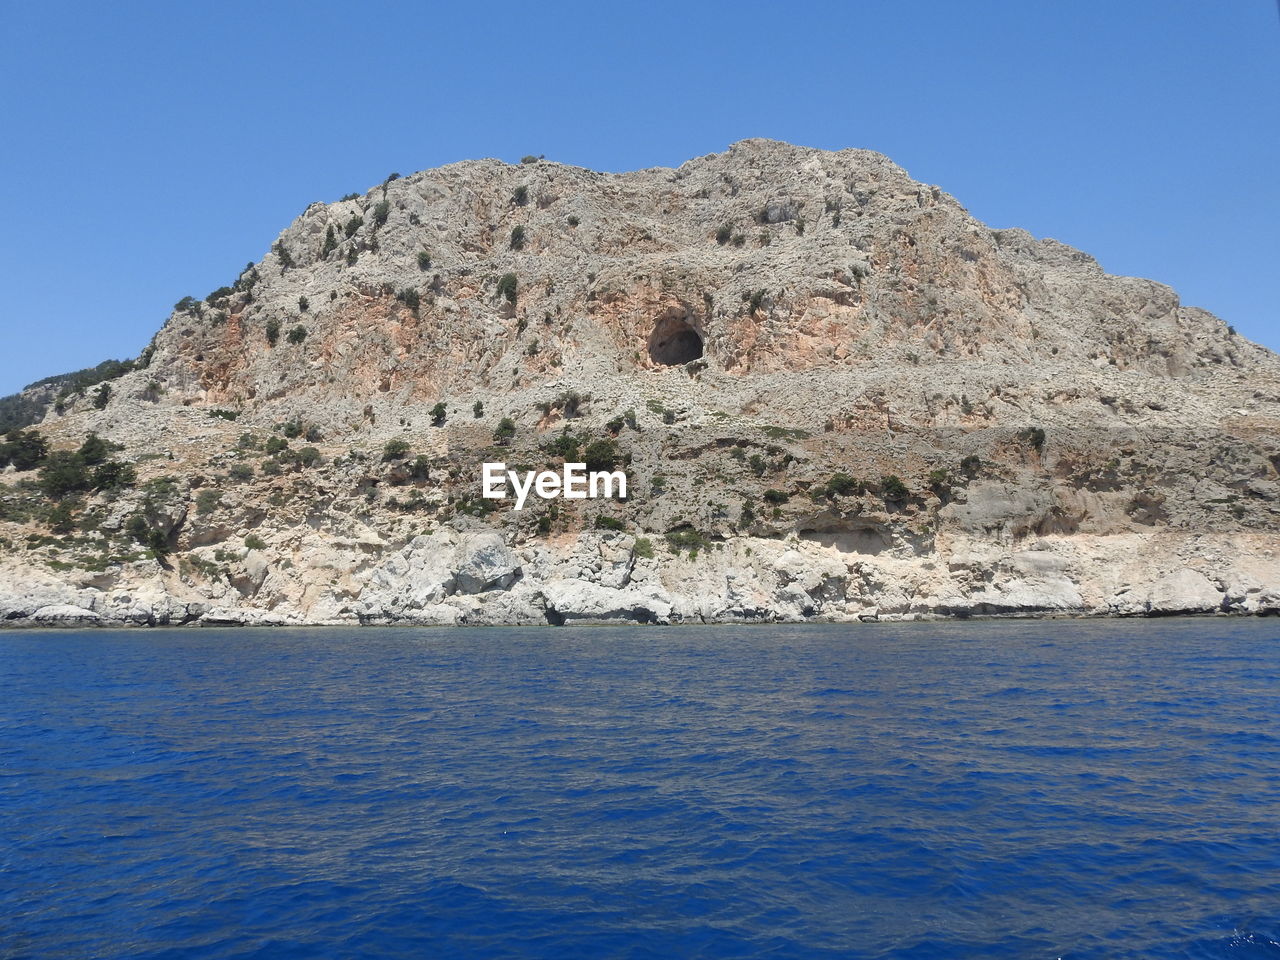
648,315,704,366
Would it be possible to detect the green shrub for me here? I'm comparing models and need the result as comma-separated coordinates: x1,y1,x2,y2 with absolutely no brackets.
410,455,431,480
595,516,625,531
509,225,526,251
175,295,200,315
266,318,280,346
372,200,390,227
298,295,309,312
497,272,518,304
344,214,364,237
265,436,289,456
567,215,580,227
582,438,619,472
825,472,860,497
39,451,90,499
208,409,240,422
273,241,294,269
77,433,111,465
763,488,788,504
340,192,360,202
93,383,111,409
927,469,950,493
748,453,767,476
297,446,321,467
716,224,732,245
431,402,447,427
633,537,654,559
207,286,234,303
473,400,484,418
513,185,528,206
286,325,307,345
229,463,255,482
494,417,516,443
92,460,137,490
881,475,908,501
417,251,432,271
960,455,981,475
396,288,421,313
383,438,410,460
47,501,77,534
196,489,221,515
0,430,48,471
322,227,338,257
1023,426,1046,450
544,431,580,459
244,533,267,551
740,502,755,526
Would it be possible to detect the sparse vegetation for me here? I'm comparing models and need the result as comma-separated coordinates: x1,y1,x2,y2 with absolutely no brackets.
266,318,281,346
372,200,391,227
510,225,526,250
383,439,410,461
494,417,516,444
286,325,307,345
431,402,447,427
344,214,363,237
274,241,294,269
417,251,432,271
632,537,654,559
473,400,484,418
513,185,528,206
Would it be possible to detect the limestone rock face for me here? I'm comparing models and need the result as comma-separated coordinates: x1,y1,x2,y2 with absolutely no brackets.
2,140,1278,626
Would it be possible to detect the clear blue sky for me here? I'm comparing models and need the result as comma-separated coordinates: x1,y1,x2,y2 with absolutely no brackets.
1,0,1276,396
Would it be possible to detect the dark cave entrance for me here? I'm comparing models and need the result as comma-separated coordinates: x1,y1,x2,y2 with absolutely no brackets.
648,315,704,366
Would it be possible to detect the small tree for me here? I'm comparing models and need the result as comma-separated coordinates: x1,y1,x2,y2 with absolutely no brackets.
513,185,529,205
410,455,430,480
383,438,410,461
494,418,516,444
39,451,90,499
93,383,111,410
298,296,309,312
372,200,390,227
510,225,526,250
430,402,447,427
78,433,111,465
417,251,432,271
92,460,136,490
344,214,363,237
287,325,307,344
266,318,281,346
321,226,337,257
497,272,517,304
473,400,484,418
274,241,294,269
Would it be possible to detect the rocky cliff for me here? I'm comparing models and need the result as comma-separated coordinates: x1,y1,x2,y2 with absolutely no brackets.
3,139,1278,625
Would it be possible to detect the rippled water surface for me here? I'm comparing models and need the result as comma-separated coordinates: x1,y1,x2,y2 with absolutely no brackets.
3,619,1279,958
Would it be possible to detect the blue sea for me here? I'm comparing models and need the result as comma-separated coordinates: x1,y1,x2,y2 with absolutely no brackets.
2,619,1278,959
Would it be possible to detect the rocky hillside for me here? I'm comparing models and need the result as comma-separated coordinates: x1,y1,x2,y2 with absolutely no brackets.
3,139,1278,625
